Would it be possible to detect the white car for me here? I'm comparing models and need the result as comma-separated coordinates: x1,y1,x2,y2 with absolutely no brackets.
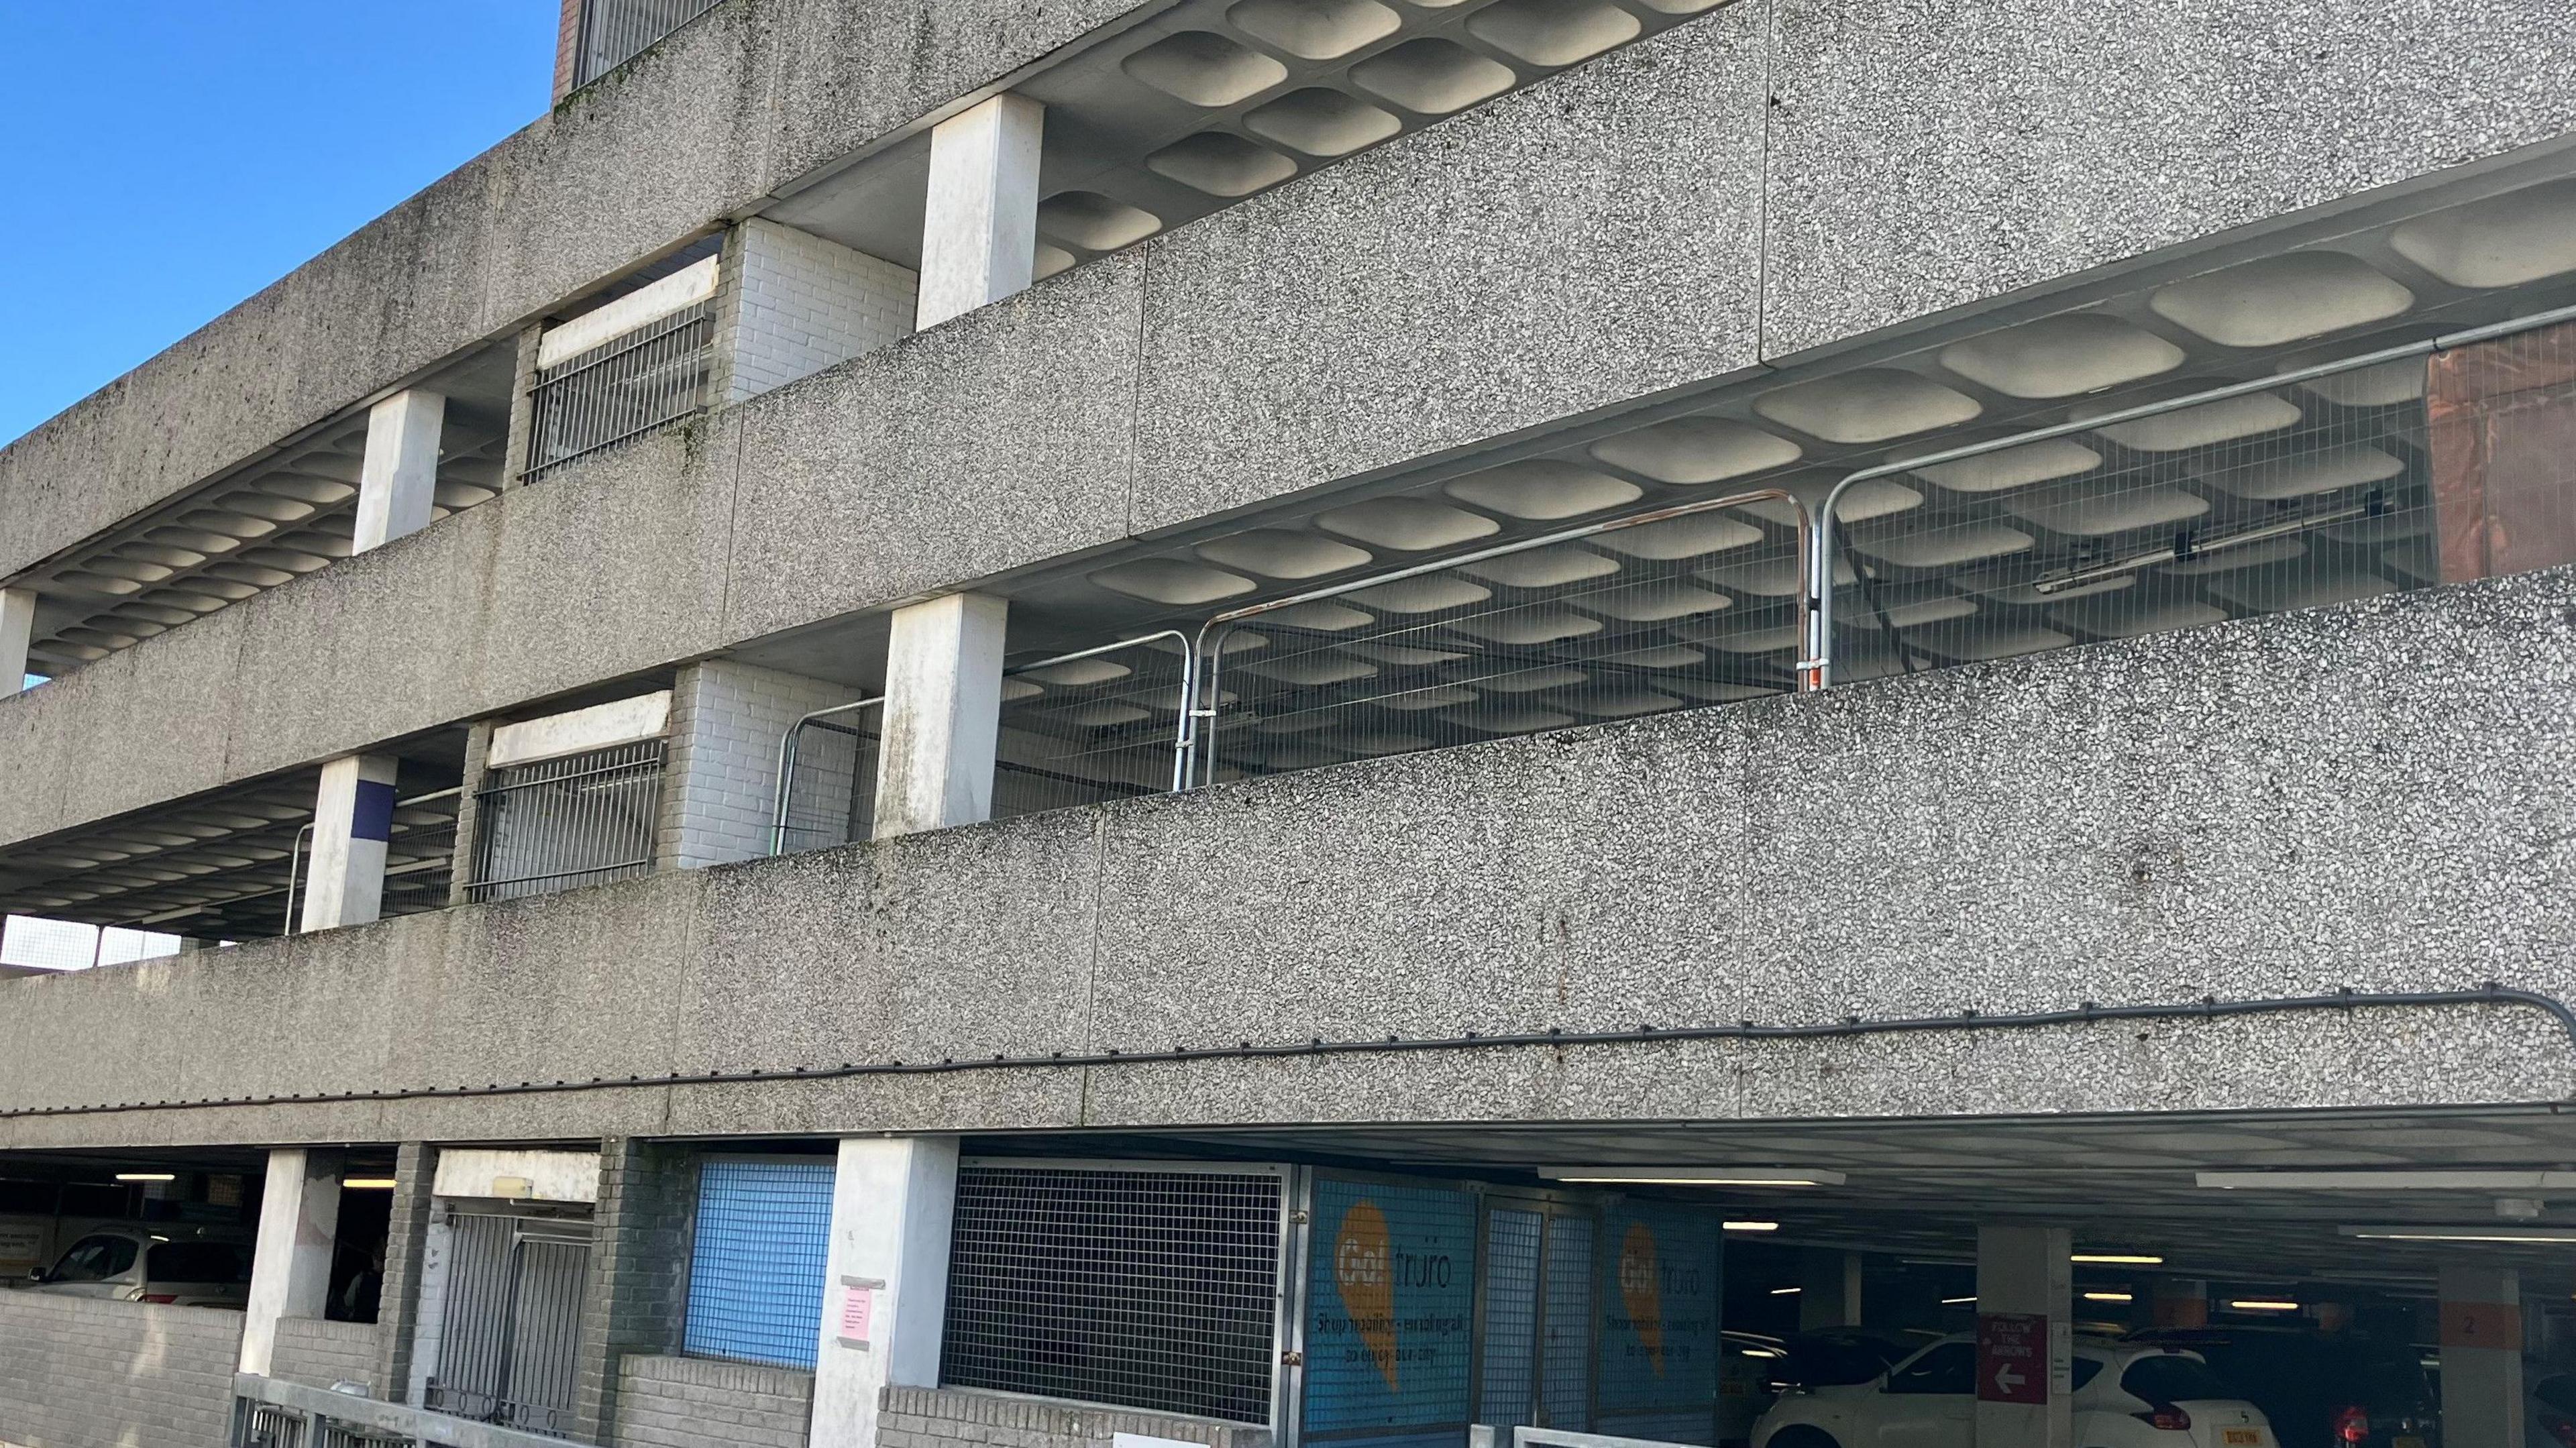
25,1228,252,1308
1753,1334,2276,1448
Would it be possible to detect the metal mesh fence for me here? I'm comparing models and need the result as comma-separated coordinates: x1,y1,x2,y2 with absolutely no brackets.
523,300,714,482
943,1166,1284,1424
1478,1207,1543,1428
773,701,881,854
468,740,665,903
995,637,1193,820
1197,494,1807,785
683,1158,836,1370
1539,1215,1595,1431
382,788,460,917
573,0,725,87
424,1213,592,1437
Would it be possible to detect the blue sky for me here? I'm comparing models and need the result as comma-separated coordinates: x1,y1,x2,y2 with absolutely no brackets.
0,3,557,446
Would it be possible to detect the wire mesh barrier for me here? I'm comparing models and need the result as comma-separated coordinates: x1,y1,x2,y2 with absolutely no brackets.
994,634,1195,820
942,1165,1286,1424
771,699,883,854
571,0,724,88
682,1158,836,1370
423,1212,594,1437
1189,492,1812,786
279,787,466,934
523,300,714,483
467,740,665,905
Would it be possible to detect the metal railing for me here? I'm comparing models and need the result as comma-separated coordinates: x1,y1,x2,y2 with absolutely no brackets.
522,300,714,483
570,0,724,89
281,787,466,935
466,740,666,904
232,1373,585,1448
994,632,1196,819
770,698,885,855
422,1211,594,1437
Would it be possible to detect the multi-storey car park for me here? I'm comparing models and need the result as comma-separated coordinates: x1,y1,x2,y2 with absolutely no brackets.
4,0,2576,1445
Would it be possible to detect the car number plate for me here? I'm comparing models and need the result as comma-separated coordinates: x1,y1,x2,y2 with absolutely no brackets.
2222,1432,2263,1446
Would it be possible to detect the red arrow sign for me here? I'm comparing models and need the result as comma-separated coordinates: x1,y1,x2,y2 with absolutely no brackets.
1978,1313,2048,1405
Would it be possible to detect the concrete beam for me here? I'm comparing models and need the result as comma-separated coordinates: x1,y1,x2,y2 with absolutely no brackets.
241,1148,343,1377
354,390,446,553
810,1137,957,1448
873,593,1007,838
914,95,1044,331
301,755,400,934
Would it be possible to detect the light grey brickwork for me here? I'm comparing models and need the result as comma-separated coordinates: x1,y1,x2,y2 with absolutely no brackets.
0,1293,241,1448
719,219,918,405
878,1386,1273,1448
661,659,862,869
613,1354,815,1448
270,1315,385,1394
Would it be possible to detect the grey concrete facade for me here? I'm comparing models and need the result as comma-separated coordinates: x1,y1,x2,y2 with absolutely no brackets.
9,0,2576,858
2,565,2571,1151
0,1293,243,1448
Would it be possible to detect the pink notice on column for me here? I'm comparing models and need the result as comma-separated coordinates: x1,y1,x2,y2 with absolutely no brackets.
842,1282,874,1343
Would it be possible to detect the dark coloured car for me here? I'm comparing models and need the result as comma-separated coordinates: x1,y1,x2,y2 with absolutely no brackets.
2128,1327,2437,1448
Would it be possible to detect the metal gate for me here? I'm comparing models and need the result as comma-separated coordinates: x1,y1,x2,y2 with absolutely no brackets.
425,1212,594,1437
1479,1204,1597,1433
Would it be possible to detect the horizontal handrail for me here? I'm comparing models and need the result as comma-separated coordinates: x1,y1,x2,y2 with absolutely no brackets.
234,1372,583,1448
1005,629,1196,793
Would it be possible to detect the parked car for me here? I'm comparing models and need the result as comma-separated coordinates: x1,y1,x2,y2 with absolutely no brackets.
1725,1329,1915,1447
25,1227,251,1307
2529,1368,2576,1448
1752,1334,2275,1448
2128,1327,2438,1448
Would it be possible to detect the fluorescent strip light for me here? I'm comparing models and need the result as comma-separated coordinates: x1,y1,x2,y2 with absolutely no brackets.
1540,1167,1846,1186
2084,1291,2135,1303
2072,1253,2163,1264
114,1172,175,1183
2201,1170,2576,1190
341,1178,398,1190
2341,1225,2576,1245
2231,1300,2300,1311
1941,1296,1978,1305
1740,1347,1784,1358
1723,1221,1780,1233
1770,1286,1803,1295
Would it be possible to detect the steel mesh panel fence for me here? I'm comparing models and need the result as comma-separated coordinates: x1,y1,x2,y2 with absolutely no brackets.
942,1166,1283,1423
382,788,460,916
774,705,881,854
1538,1215,1594,1431
574,0,724,87
523,300,714,482
2424,318,2576,584
996,639,1192,820
468,740,665,903
1477,1208,1543,1429
683,1159,836,1370
1199,497,1805,785
425,1213,592,1437
1302,1178,1480,1447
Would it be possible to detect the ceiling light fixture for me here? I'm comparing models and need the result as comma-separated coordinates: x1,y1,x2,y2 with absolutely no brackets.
2072,1253,2163,1264
1724,1221,1780,1233
2230,1299,2301,1312
1540,1167,1847,1186
2084,1291,2135,1303
341,1178,398,1190
114,1172,176,1183
2341,1225,2576,1245
1941,1295,1978,1305
1770,1286,1803,1296
2201,1170,2576,1190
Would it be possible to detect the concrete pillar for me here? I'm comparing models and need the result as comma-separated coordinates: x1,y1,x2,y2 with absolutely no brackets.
446,720,494,907
1799,1249,1864,1329
2438,1264,2524,1448
500,324,546,487
354,389,446,553
872,594,1008,838
810,1137,958,1448
374,1143,436,1403
914,94,1045,331
241,1148,343,1376
302,754,400,932
571,1140,696,1443
1975,1225,2072,1448
1,585,34,693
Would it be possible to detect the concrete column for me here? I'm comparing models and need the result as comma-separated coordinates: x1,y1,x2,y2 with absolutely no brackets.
1,585,34,693
447,721,494,907
374,1143,437,1403
1975,1225,2072,1448
1798,1248,1864,1329
241,1148,343,1376
914,94,1045,331
354,389,446,552
571,1140,697,1443
810,1137,959,1448
2439,1263,2524,1448
872,594,1008,839
302,754,401,932
500,324,546,487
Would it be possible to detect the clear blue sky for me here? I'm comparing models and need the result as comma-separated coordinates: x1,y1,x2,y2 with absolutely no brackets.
0,3,557,445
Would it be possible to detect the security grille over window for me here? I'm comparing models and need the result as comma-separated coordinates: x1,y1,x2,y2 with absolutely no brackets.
684,1158,835,1370
523,300,714,482
943,1164,1285,1424
468,739,666,903
425,1211,593,1437
572,0,725,88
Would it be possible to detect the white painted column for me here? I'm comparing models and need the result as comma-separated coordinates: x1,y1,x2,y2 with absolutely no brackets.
241,1148,343,1376
2439,1263,2525,1448
1,586,34,694
1974,1224,2072,1448
872,594,1008,838
810,1137,959,1448
301,754,401,932
914,95,1045,331
354,390,446,553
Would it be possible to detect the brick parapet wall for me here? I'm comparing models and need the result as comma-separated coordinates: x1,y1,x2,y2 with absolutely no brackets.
270,1315,386,1395
612,1354,814,1448
0,1293,243,1448
879,1386,1273,1448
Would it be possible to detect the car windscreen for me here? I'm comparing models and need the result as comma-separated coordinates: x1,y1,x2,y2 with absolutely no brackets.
2122,1353,2243,1404
148,1241,247,1284
1783,1333,1907,1386
2536,1376,2576,1416
49,1235,139,1282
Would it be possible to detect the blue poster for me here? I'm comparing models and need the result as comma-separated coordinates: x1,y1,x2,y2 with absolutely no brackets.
1303,1178,1479,1445
1596,1203,1723,1445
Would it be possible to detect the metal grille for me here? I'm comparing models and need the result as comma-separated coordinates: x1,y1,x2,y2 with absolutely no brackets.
523,300,714,482
573,0,725,87
236,1402,309,1448
1195,492,1809,786
771,700,881,854
943,1166,1284,1423
468,740,665,903
996,634,1195,820
425,1212,592,1437
1478,1209,1543,1428
1539,1215,1594,1431
683,1158,835,1370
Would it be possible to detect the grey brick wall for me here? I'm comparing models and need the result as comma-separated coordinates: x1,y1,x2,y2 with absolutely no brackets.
572,1139,699,1443
376,1140,435,1401
718,219,917,406
612,1354,814,1448
271,1315,384,1394
878,1386,1273,1448
661,660,861,869
0,1292,242,1448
